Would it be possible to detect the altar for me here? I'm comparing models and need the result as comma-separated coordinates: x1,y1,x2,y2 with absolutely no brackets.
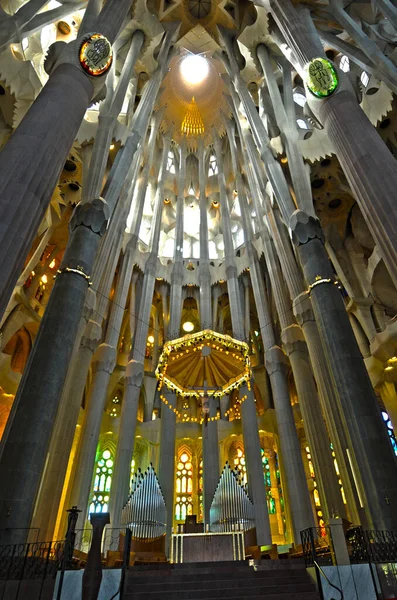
170,531,245,563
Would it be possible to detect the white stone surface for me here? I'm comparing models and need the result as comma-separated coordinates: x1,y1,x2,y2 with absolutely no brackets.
53,569,122,600
320,564,377,600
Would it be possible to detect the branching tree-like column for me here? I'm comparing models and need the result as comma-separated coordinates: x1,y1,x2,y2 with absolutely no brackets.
262,0,397,287
0,0,132,319
109,133,173,530
224,25,397,529
290,210,397,530
158,140,186,551
222,115,315,543
212,131,273,547
233,104,361,525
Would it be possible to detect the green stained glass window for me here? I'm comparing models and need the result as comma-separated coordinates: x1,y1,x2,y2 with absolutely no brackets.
89,448,114,514
305,58,339,98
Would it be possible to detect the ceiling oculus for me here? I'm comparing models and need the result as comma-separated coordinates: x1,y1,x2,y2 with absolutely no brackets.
180,54,209,86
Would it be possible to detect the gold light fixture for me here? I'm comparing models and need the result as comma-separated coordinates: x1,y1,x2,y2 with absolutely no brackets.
181,97,205,136
148,335,155,344
183,321,195,333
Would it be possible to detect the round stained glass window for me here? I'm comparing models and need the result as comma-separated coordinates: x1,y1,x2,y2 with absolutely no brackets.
79,33,113,77
305,57,339,98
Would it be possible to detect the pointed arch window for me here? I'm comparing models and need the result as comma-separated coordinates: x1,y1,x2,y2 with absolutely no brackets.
175,449,194,520
232,444,247,485
89,449,114,514
208,154,218,176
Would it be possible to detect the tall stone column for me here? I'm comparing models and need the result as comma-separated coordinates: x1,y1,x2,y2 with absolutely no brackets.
223,118,314,542
261,225,345,520
256,44,313,218
158,141,185,547
158,390,177,550
291,210,397,530
109,134,172,528
212,131,271,546
202,396,220,528
232,101,361,525
0,0,132,319
264,0,397,287
82,30,145,204
0,199,109,544
198,138,212,329
70,247,134,522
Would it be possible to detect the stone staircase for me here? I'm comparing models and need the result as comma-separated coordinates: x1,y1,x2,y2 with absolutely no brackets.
123,560,321,600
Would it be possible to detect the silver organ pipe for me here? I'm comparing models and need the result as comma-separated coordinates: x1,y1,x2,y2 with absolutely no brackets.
121,464,167,540
210,463,255,532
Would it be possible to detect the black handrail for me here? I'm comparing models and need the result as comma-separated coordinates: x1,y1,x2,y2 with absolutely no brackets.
314,559,344,600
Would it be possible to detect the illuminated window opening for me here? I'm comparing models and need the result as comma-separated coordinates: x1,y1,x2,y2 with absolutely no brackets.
232,445,247,486
89,449,113,514
167,150,176,174
339,55,350,73
175,449,194,520
208,154,218,176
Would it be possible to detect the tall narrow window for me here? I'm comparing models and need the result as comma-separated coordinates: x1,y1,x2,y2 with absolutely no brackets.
167,150,176,174
198,459,203,521
305,445,325,534
175,449,194,520
382,412,397,455
208,154,218,176
232,444,247,485
89,449,114,514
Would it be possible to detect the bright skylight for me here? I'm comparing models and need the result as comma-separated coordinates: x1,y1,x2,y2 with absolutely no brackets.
180,54,209,85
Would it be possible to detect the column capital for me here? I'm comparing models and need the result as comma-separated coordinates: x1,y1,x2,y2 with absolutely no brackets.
82,288,97,323
281,324,308,357
125,359,144,388
91,343,117,374
265,345,289,375
70,197,109,236
293,291,315,326
80,319,102,352
290,210,324,246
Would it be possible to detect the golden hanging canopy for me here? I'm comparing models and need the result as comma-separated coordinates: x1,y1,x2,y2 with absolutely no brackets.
155,329,251,398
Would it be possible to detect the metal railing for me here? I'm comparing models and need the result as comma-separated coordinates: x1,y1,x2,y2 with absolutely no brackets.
301,526,333,567
346,527,397,564
0,539,64,581
301,527,343,600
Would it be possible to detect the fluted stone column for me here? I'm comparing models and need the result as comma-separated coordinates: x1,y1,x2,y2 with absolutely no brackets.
223,118,314,542
0,199,109,544
82,30,145,204
291,210,397,529
256,44,313,218
198,138,212,330
0,0,132,320
264,0,397,287
33,149,145,540
109,134,172,528
71,247,134,522
233,100,362,525
202,396,220,528
281,324,346,519
158,141,186,548
212,131,272,546
158,390,177,548
260,223,345,520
